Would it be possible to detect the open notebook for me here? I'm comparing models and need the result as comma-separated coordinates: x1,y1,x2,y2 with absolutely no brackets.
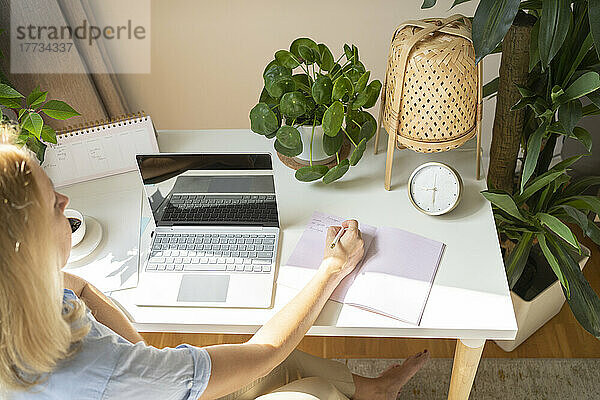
278,212,445,325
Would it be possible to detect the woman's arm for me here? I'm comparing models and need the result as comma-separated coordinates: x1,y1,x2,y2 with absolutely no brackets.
199,220,364,400
63,272,145,344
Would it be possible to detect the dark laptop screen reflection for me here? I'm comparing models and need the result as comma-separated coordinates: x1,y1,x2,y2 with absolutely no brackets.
136,154,277,227
137,154,273,185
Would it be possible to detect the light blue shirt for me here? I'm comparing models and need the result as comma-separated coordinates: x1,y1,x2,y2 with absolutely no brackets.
10,289,211,400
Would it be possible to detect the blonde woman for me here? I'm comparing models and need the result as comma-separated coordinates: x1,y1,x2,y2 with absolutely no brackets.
0,126,428,400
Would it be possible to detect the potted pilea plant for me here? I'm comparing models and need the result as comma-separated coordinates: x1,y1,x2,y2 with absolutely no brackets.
423,0,600,346
249,38,381,184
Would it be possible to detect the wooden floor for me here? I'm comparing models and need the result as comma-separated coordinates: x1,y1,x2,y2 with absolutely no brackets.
142,236,600,359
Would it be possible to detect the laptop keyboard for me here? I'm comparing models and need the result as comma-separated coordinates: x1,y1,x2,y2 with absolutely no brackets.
162,194,278,224
147,232,276,273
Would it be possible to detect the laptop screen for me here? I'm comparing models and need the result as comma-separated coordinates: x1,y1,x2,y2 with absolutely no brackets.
136,154,278,227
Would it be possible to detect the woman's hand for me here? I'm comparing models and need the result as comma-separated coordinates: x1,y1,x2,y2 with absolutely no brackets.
205,219,364,399
320,219,364,281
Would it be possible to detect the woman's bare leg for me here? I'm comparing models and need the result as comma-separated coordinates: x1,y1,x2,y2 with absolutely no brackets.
351,350,429,400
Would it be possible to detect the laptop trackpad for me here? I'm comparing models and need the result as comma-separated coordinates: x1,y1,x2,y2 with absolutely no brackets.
177,275,229,302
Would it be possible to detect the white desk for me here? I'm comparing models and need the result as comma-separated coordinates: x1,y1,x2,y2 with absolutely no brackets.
62,130,516,399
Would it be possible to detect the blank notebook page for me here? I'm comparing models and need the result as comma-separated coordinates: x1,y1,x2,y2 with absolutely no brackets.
344,226,445,325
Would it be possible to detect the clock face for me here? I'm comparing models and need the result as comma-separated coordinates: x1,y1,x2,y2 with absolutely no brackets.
408,162,462,216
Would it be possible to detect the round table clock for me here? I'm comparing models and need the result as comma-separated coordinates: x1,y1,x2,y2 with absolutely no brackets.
407,162,463,216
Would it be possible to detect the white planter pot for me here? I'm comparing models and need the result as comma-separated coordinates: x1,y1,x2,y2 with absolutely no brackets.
293,125,336,165
494,244,590,352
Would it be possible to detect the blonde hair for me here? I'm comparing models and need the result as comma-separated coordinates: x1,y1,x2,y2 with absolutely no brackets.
0,122,89,391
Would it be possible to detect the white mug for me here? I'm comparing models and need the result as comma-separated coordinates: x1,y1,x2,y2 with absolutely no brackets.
64,209,86,247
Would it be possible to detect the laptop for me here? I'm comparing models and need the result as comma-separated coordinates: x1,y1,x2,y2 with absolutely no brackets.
134,153,280,308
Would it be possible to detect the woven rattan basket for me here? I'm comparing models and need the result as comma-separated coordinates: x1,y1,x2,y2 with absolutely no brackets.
374,14,482,190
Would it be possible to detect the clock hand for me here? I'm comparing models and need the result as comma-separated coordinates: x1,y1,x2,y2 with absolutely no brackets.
432,172,437,207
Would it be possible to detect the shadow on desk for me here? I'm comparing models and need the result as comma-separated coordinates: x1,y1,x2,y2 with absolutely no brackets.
438,180,487,221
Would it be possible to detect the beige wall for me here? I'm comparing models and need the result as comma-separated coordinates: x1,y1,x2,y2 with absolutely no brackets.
116,0,499,157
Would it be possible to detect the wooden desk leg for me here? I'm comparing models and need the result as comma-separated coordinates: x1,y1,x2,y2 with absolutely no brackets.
384,130,396,191
448,339,485,400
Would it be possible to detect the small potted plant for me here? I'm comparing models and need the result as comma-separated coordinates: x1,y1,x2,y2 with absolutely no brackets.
0,83,80,162
249,38,381,184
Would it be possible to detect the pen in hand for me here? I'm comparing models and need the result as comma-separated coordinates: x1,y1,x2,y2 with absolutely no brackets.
330,226,346,248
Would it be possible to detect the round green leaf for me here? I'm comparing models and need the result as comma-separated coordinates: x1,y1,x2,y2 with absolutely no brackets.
275,50,300,69
259,87,278,105
264,64,294,98
280,91,308,119
349,138,367,166
290,38,319,60
343,62,365,83
422,0,437,9
276,125,302,149
323,129,344,156
363,80,383,108
250,103,279,135
354,80,382,110
332,76,353,101
295,165,329,182
263,60,280,77
317,43,334,71
355,71,370,93
311,75,333,105
322,101,344,137
322,159,350,184
298,45,315,64
264,106,282,139
292,74,312,93
267,76,295,98
359,117,377,141
353,93,368,109
274,138,302,157
347,110,376,142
